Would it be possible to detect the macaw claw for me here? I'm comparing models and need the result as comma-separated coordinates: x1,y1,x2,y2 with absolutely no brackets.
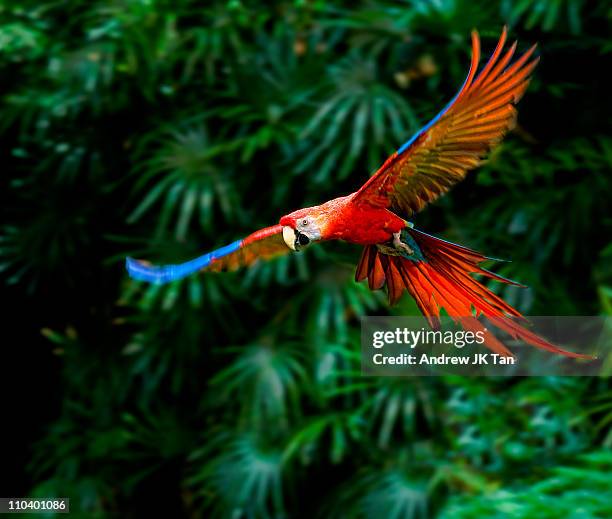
393,231,414,255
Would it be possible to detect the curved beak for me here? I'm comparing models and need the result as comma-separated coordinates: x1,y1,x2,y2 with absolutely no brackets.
282,226,297,251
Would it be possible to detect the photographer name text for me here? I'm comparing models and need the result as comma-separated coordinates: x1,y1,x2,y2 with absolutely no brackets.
372,352,515,365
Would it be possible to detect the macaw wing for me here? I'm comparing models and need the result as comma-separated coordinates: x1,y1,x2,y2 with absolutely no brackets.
353,27,538,215
126,225,290,284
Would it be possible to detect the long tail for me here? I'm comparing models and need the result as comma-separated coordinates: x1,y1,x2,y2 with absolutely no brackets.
355,228,589,358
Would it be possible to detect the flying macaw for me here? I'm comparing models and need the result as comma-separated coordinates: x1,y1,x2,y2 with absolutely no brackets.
127,27,586,359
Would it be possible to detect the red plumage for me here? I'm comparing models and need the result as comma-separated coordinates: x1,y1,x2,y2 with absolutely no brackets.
127,28,590,359
356,229,590,358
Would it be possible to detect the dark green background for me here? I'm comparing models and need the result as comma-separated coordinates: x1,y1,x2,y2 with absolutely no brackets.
2,1,611,517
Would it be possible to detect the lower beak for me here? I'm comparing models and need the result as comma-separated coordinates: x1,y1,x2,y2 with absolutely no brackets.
282,226,297,250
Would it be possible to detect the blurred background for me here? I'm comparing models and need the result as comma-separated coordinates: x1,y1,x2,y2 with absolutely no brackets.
2,0,611,517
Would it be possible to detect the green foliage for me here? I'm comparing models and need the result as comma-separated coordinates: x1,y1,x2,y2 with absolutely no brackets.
441,450,612,518
501,0,586,34
2,0,611,517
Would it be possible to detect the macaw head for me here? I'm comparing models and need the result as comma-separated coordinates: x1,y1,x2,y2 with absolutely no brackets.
279,208,325,251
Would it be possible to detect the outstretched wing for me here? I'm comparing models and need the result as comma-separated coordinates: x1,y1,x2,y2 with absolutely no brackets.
353,27,538,215
126,225,290,284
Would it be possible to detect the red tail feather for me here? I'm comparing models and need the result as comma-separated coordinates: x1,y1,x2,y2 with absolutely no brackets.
355,229,589,358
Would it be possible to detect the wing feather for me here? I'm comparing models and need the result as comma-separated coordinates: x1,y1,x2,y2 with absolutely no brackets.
353,27,538,216
126,225,290,284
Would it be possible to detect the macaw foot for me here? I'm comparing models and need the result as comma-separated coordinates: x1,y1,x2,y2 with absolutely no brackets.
393,231,414,255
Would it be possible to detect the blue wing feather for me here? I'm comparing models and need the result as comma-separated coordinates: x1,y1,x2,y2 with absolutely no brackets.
126,239,242,284
396,30,482,155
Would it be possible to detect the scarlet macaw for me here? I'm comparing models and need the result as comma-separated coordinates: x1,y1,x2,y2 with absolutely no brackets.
127,27,586,358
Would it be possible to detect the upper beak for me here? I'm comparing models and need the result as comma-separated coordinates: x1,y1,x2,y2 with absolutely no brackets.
282,226,297,251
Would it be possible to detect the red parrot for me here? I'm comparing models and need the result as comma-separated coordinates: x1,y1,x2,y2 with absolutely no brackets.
127,27,586,358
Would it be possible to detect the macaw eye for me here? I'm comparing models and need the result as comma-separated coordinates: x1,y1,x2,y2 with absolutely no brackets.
302,219,309,227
